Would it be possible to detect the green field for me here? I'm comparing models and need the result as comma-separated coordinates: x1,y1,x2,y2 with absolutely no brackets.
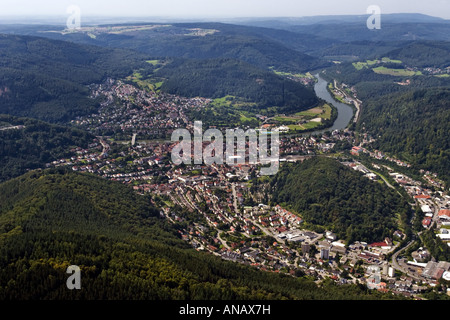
146,59,161,66
270,68,315,79
273,104,332,132
211,96,257,112
287,124,306,130
372,66,422,76
126,72,163,92
301,121,322,130
352,59,379,70
294,110,320,117
275,104,332,122
381,57,403,64
353,57,402,70
211,95,236,107
320,104,332,119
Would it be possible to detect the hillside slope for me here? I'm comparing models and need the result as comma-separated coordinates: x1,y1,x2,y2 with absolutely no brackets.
0,114,94,182
0,34,153,123
270,157,411,244
0,168,394,300
155,58,319,113
358,88,450,187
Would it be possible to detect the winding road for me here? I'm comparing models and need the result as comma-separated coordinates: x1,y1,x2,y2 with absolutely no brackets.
391,239,422,281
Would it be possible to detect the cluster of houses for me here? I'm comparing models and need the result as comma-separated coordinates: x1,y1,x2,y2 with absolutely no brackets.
422,66,450,75
279,131,348,156
75,79,211,137
351,145,411,168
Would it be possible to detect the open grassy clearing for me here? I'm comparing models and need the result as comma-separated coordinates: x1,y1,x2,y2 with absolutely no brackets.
126,72,164,93
352,59,379,70
146,59,161,66
275,104,332,122
381,57,403,64
211,95,236,107
270,68,315,79
287,124,306,130
352,57,402,70
301,121,322,129
372,66,422,76
273,104,332,132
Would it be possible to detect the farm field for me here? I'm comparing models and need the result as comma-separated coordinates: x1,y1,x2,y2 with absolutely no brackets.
351,57,423,77
273,104,333,131
352,59,379,70
372,66,422,76
352,57,403,70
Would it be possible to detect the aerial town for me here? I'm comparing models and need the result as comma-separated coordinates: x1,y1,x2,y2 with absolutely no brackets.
48,78,450,298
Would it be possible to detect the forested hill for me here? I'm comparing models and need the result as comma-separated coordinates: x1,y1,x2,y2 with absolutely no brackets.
270,157,411,244
0,168,396,300
358,88,450,187
155,58,319,113
0,32,321,123
14,23,329,73
0,34,153,122
0,114,94,182
383,41,450,68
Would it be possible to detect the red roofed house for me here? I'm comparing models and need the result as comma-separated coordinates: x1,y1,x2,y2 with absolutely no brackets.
351,146,363,156
414,194,431,199
438,209,450,221
368,238,392,250
422,217,432,228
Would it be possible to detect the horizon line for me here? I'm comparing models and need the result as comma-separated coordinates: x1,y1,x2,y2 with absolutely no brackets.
0,12,448,19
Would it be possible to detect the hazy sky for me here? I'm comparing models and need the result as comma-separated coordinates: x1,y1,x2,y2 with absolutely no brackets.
1,0,449,19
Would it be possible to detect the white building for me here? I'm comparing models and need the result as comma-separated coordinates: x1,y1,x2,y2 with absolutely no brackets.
437,234,450,240
326,231,337,241
421,204,433,214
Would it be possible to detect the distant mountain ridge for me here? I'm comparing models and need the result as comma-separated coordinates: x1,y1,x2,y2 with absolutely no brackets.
22,23,329,72
233,13,449,27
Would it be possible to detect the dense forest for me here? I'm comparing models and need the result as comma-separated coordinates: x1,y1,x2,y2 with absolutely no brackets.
0,168,398,300
0,115,94,182
269,157,411,244
384,41,450,68
0,34,154,122
155,58,319,113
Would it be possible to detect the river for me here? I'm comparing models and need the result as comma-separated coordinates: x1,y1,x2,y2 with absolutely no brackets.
308,73,355,135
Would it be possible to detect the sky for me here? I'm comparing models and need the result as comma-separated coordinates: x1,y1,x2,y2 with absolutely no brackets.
0,0,449,20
